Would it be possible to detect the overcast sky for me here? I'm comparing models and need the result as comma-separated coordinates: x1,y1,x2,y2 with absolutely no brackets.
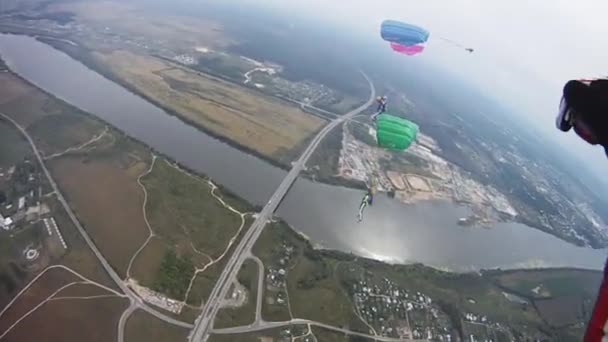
239,0,608,177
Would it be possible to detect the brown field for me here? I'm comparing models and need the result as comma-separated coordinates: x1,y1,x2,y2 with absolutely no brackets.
0,79,54,128
55,282,113,298
0,73,35,106
125,308,189,342
48,152,150,278
45,196,119,291
0,267,78,332
93,50,325,161
535,296,585,327
2,296,127,342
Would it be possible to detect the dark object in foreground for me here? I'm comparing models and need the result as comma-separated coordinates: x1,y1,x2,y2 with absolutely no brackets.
556,78,608,155
558,77,608,341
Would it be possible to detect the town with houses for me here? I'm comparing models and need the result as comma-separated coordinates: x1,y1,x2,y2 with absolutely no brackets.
0,158,66,273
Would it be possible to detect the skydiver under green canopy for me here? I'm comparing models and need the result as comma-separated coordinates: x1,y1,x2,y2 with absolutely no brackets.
372,96,388,122
357,189,374,223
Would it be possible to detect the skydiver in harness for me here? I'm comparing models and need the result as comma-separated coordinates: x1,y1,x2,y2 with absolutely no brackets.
356,189,373,223
357,177,377,222
555,77,608,342
372,96,388,122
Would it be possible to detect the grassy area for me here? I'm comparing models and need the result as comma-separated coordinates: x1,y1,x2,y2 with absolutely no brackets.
125,308,189,342
486,269,602,299
253,222,293,322
0,120,33,167
132,158,254,301
348,121,376,147
253,222,365,330
215,259,258,328
141,159,242,259
186,217,253,306
311,327,374,342
208,326,306,342
26,110,105,157
92,50,325,164
306,124,343,181
486,268,602,329
152,250,195,301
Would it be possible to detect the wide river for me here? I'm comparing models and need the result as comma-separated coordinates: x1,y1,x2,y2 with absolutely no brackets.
0,34,605,271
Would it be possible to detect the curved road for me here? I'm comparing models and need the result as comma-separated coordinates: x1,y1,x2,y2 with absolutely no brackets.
0,113,193,339
189,71,376,342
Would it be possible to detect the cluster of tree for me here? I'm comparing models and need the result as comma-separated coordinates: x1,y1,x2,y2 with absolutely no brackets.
153,250,195,301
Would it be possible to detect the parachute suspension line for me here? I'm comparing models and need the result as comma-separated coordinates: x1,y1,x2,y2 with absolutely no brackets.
435,36,472,51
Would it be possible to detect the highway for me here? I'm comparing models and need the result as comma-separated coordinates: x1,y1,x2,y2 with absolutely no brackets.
0,113,194,336
189,72,375,341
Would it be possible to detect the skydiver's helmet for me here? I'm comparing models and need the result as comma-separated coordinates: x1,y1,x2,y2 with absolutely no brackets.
557,79,608,155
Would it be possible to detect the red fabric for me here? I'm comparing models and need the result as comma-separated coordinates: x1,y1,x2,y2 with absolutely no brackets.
585,261,608,342
574,122,599,145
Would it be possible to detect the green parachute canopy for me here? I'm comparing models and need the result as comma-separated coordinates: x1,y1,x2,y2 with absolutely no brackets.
376,114,418,150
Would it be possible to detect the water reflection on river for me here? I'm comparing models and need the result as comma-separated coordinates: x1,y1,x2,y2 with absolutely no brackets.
0,34,604,271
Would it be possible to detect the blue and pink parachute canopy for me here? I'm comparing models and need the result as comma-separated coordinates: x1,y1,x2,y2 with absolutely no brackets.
381,20,430,46
380,20,472,56
381,20,428,56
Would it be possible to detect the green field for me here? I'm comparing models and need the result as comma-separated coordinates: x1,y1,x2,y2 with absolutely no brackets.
253,222,367,331
215,259,258,328
142,159,244,259
152,249,195,301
